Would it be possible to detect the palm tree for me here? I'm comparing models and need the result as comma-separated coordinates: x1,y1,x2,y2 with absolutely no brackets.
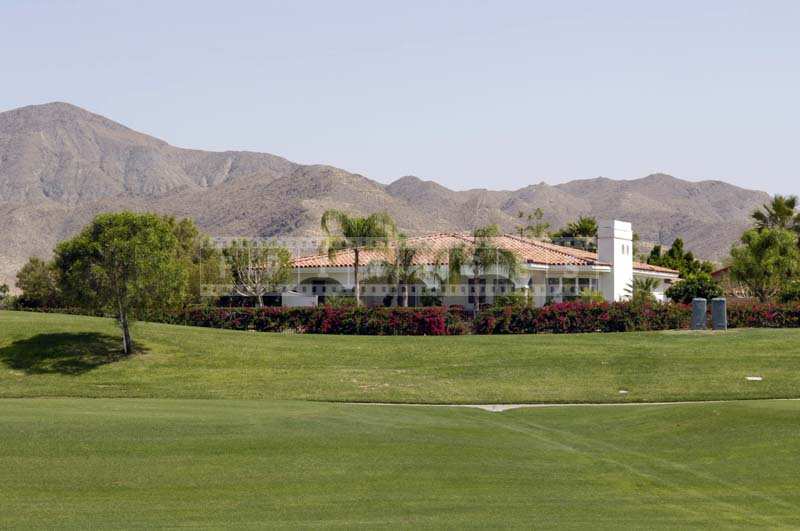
446,228,519,313
752,195,800,233
368,235,425,307
625,277,660,305
554,216,598,238
551,216,598,251
320,210,396,306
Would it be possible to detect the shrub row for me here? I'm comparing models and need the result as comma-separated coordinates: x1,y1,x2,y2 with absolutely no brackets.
17,301,800,335
473,301,692,334
727,303,800,329
166,306,453,335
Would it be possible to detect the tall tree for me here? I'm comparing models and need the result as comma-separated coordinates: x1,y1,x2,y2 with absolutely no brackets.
751,195,800,233
223,239,292,307
320,210,396,306
445,226,519,313
55,212,188,356
167,217,224,304
729,228,800,302
647,238,714,277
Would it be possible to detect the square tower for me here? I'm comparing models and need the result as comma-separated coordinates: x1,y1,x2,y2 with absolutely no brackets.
597,220,634,301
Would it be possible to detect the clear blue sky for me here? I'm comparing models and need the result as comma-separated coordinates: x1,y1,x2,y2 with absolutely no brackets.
2,0,798,195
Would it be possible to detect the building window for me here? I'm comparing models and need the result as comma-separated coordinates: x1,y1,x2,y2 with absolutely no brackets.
547,277,562,304
563,278,577,300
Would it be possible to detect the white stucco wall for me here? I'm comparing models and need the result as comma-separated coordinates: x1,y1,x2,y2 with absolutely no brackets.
597,220,634,302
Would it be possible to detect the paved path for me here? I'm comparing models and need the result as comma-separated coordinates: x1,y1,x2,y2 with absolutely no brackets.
332,398,800,412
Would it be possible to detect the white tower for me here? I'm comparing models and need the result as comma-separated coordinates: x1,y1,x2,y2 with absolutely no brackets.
597,220,634,302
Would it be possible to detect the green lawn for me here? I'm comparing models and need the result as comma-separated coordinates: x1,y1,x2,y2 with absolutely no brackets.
1,398,799,528
1,310,799,403
2,310,800,528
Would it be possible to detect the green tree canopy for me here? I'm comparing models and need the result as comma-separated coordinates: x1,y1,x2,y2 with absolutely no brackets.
15,257,60,308
647,238,714,278
729,228,800,303
320,210,396,306
54,212,188,355
665,275,723,304
167,217,224,304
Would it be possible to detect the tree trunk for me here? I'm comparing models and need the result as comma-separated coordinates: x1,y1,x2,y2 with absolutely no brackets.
256,294,264,308
120,310,132,356
354,249,361,306
402,284,409,307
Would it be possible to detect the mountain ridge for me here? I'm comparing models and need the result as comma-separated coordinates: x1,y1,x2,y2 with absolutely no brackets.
0,102,770,289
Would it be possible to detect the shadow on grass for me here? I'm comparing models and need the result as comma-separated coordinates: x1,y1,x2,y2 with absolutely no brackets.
0,333,145,375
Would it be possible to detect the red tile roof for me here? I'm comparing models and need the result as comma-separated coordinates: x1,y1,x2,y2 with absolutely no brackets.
291,233,679,275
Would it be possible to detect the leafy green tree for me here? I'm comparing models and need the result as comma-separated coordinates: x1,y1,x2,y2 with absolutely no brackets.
665,274,723,304
729,228,800,303
320,210,396,306
55,212,188,356
751,195,800,233
223,239,292,307
779,281,800,303
647,238,714,277
445,226,519,313
167,217,224,304
15,257,60,308
516,208,550,238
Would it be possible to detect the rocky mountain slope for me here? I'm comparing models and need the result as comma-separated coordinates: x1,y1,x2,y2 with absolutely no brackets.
0,102,770,289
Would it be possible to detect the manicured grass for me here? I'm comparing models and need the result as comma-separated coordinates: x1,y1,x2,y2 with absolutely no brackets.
1,398,799,528
3,311,800,527
2,310,800,403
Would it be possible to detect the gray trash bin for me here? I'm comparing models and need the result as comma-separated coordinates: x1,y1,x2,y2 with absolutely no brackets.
711,298,727,331
691,298,707,330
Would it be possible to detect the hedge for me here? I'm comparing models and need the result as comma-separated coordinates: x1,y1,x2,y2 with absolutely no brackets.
473,301,692,334
166,306,452,335
727,303,800,329
14,301,800,335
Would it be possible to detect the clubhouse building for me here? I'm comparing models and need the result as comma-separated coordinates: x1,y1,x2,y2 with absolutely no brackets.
286,220,679,309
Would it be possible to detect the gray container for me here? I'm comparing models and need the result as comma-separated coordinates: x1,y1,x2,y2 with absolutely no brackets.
691,298,707,330
711,298,728,331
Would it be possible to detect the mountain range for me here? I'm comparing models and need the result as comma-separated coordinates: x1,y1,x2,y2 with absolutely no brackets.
0,102,770,289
